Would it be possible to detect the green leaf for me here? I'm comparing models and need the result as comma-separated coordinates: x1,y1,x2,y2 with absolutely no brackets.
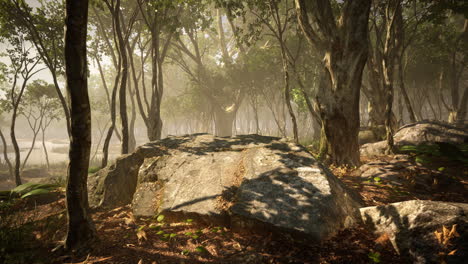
169,233,177,238
20,188,52,199
438,167,445,172
185,218,193,223
156,231,164,235
156,214,165,222
373,177,381,182
11,183,58,196
149,224,160,230
195,246,206,253
368,251,381,263
415,155,431,164
184,232,193,236
181,249,190,255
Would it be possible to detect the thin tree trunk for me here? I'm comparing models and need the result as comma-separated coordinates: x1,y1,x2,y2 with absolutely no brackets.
21,113,43,171
398,57,416,123
114,0,129,154
64,0,96,250
0,128,13,180
280,45,299,143
41,127,50,170
94,55,122,141
11,87,26,186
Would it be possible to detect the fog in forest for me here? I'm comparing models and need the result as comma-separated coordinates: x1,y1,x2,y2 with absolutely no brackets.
0,0,466,188
0,0,467,263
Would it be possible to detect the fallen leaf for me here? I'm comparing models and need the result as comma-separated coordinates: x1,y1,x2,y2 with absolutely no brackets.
434,230,443,244
375,233,390,245
137,229,147,242
448,224,459,238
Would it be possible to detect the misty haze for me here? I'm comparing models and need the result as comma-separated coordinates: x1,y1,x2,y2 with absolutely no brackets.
0,0,467,263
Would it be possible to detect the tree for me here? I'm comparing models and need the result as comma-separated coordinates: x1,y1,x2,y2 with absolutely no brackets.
135,0,182,140
295,0,371,166
0,0,71,135
0,36,42,186
21,80,61,170
225,0,300,142
63,0,96,251
0,63,13,180
170,3,251,137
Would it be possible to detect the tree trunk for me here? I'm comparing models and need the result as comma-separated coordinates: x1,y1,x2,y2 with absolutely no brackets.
64,0,96,251
41,127,50,170
10,91,25,186
21,124,40,171
0,128,13,180
295,0,371,166
128,78,137,152
280,44,299,143
397,57,416,123
94,55,122,141
147,27,164,141
214,108,236,137
114,0,129,154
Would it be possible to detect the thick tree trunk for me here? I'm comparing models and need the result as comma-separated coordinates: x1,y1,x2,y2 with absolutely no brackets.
296,0,371,166
318,46,368,165
64,0,96,251
147,112,163,141
214,108,236,137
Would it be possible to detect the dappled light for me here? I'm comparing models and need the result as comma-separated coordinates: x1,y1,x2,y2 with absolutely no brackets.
0,0,467,263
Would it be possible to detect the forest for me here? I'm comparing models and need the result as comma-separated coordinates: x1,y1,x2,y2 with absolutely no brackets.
0,0,467,263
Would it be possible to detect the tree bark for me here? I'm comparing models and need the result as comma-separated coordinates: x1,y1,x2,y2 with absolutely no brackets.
41,126,50,170
10,81,28,186
296,0,371,166
64,0,96,251
0,128,13,180
397,57,416,123
114,0,129,154
214,108,236,137
94,54,122,141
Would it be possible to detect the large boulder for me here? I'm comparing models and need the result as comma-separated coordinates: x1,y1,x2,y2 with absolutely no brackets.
361,200,468,263
88,136,189,207
89,134,363,240
361,121,468,156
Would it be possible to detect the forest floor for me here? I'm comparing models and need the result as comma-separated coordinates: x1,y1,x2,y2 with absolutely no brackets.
0,153,467,264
